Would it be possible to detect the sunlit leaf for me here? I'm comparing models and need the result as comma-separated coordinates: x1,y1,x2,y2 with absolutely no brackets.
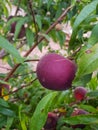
30,92,57,130
75,43,98,79
64,114,98,125
69,0,98,50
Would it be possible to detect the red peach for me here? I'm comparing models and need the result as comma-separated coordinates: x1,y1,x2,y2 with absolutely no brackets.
74,86,87,101
44,112,58,130
36,53,77,91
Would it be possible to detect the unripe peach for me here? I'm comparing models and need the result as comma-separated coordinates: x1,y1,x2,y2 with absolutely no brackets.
36,53,77,91
74,86,87,101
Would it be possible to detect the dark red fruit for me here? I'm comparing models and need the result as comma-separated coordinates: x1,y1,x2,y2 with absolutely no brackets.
8,16,25,38
74,87,87,101
71,108,89,129
36,53,77,91
44,112,58,130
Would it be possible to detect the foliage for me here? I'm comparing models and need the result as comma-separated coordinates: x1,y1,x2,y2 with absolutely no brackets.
0,0,98,129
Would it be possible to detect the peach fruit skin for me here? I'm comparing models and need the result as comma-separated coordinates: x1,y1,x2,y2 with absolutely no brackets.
44,112,58,130
36,53,77,91
74,87,87,101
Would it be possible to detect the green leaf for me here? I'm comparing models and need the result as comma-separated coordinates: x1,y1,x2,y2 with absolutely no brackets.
19,105,27,130
0,36,24,63
41,33,50,41
0,98,9,108
1,1,9,17
79,104,97,113
0,106,15,117
69,0,98,50
87,90,98,97
0,115,7,128
73,74,92,86
0,80,9,86
64,114,98,125
14,17,27,39
47,0,53,10
88,24,98,46
73,0,98,29
30,92,57,130
75,43,98,79
56,31,66,47
6,117,14,130
26,28,34,47
35,15,42,30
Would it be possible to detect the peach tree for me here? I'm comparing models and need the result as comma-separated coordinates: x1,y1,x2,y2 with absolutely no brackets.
0,0,98,129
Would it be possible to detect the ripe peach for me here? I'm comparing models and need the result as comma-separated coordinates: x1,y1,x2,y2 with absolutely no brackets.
44,112,58,130
74,87,87,101
36,53,77,91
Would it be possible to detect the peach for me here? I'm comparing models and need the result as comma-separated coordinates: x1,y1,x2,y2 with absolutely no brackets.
36,53,77,91
74,87,87,101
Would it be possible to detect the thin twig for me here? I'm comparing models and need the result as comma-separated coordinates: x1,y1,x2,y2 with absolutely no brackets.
0,66,11,71
25,59,39,62
4,5,73,82
1,77,37,98
12,71,36,78
28,0,38,43
15,0,21,16
24,5,73,57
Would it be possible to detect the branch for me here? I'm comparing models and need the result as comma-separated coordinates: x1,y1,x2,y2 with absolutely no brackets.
24,5,73,57
12,71,36,78
4,5,73,82
28,0,38,43
0,65,11,71
15,0,21,16
1,77,37,98
25,59,39,62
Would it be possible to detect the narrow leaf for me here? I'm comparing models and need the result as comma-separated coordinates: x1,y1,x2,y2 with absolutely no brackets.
0,80,9,85
0,98,9,108
6,117,14,130
64,114,98,125
30,92,57,130
73,0,98,29
19,105,27,130
14,17,27,39
47,0,53,10
26,28,34,47
35,15,42,30
88,24,98,46
41,33,50,41
79,104,97,113
0,36,24,63
69,0,98,50
75,43,98,78
0,116,7,128
0,106,15,117
87,90,98,97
